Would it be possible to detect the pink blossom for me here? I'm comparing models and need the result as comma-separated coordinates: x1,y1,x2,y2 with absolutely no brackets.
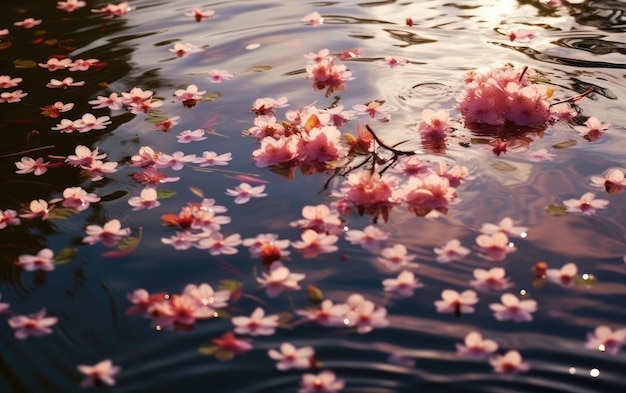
193,151,232,167
377,244,419,271
184,8,215,22
174,84,206,102
155,151,197,171
384,55,408,68
40,101,74,118
256,262,305,297
489,293,537,322
550,102,577,121
306,57,353,97
401,174,457,216
0,75,23,88
51,118,82,133
489,350,530,375
475,232,516,261
20,199,50,220
590,168,626,194
546,262,578,287
161,231,198,250
207,69,234,83
352,100,397,122
345,295,389,334
435,289,479,315
196,232,242,255
585,325,626,355
321,104,357,127
344,225,389,252
251,96,289,116
68,58,99,71
13,18,42,29
298,125,347,163
480,217,528,238
470,267,513,292
170,42,205,58
127,98,163,114
456,331,499,359
417,108,450,134
183,283,230,311
0,209,21,229
563,192,609,215
83,219,131,247
0,293,9,312
77,359,121,388
342,170,394,207
15,156,50,176
291,229,339,258
121,87,153,105
225,183,267,204
82,160,119,181
433,239,470,263
154,116,180,132
268,342,314,371
89,93,123,110
574,116,610,141
211,332,253,354
8,308,58,339
243,234,290,263
150,294,214,328
128,188,160,211
0,29,8,38
58,187,100,211
177,129,207,143
57,0,86,12
290,204,342,234
232,307,279,336
296,299,347,327
304,49,330,63
507,29,537,42
76,113,112,132
16,248,55,271
38,57,73,71
382,271,423,297
299,370,344,393
46,77,85,89
91,2,131,18
252,135,298,167
301,12,323,26
0,90,27,103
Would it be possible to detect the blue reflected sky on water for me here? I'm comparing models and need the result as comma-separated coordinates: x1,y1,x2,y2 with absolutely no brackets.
0,0,625,392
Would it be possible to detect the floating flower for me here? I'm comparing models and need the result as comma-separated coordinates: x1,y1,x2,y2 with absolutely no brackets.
83,219,131,247
8,308,58,339
345,294,389,334
184,8,215,22
15,156,50,176
57,0,87,13
456,331,499,359
352,100,398,122
290,204,343,234
480,217,528,238
301,11,323,25
177,129,207,143
384,55,408,68
14,18,42,29
256,262,305,298
490,350,530,375
0,75,23,88
489,293,537,322
225,183,267,204
128,187,160,211
68,58,99,71
434,289,479,316
89,93,123,110
211,332,253,355
475,232,516,261
16,248,55,271
344,225,389,252
434,239,470,263
526,148,556,162
291,229,339,258
46,77,85,89
40,101,74,118
251,96,289,116
563,192,609,215
574,116,609,142
196,232,242,255
232,307,279,336
382,271,423,297
77,359,121,388
299,370,344,393
20,199,50,220
377,244,419,271
170,42,205,58
0,90,28,103
57,187,100,211
469,267,513,292
546,262,577,287
38,58,73,71
207,69,234,83
585,325,626,355
91,2,131,18
296,299,347,327
268,342,314,370
590,168,626,194
0,209,21,229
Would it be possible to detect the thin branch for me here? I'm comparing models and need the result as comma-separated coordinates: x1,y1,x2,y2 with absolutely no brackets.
0,145,56,159
549,87,593,107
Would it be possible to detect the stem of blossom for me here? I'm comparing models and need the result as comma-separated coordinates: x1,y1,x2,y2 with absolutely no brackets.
549,87,593,107
518,66,528,83
0,145,56,158
364,125,414,156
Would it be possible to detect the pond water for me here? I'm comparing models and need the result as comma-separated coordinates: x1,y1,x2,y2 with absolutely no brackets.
1,0,625,392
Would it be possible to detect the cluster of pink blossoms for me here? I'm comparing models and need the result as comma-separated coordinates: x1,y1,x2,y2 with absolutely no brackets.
457,65,551,129
305,49,354,97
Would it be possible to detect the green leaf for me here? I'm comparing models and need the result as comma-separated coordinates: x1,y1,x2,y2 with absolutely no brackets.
48,207,80,220
545,204,568,216
117,227,142,251
218,280,242,292
491,161,516,172
201,92,221,102
14,59,37,68
552,140,577,149
189,186,204,198
575,274,597,286
245,65,272,73
156,189,177,199
215,349,235,362
54,247,77,265
198,343,219,356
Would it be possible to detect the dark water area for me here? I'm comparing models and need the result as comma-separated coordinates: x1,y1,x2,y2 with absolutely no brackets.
1,0,625,392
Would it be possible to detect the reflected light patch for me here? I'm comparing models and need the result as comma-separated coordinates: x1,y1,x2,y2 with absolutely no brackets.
598,344,606,352
569,367,576,375
519,289,527,296
590,368,600,378
520,232,528,238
